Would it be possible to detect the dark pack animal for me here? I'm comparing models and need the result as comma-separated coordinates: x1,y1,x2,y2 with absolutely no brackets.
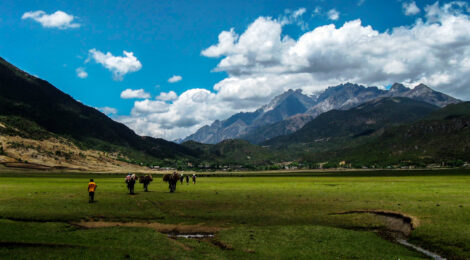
139,174,153,192
163,172,181,193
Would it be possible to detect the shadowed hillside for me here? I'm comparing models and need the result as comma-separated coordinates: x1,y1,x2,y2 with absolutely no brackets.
302,102,470,167
265,97,439,148
0,57,197,161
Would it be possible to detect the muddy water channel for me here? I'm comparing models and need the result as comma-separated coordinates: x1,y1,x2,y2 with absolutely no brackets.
166,233,215,239
333,210,446,260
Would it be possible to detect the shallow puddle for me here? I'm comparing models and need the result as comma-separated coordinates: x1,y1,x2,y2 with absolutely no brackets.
167,233,215,239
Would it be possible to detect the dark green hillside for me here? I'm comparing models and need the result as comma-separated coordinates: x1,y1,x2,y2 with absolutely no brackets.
424,101,470,120
240,114,314,144
305,102,470,167
0,57,196,159
265,97,438,148
182,139,279,166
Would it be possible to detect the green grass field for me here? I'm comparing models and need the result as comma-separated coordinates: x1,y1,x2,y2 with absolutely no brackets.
1,170,469,259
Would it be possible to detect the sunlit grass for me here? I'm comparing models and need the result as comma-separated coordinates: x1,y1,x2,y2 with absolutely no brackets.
0,170,469,259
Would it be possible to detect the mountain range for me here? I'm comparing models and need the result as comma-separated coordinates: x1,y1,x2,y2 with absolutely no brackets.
264,97,439,149
0,56,467,170
184,83,460,144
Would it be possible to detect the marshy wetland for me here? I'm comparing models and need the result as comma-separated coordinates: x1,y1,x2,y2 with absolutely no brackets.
1,169,469,259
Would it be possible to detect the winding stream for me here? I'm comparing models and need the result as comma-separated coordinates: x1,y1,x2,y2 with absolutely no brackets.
332,210,446,260
397,239,446,260
167,233,215,239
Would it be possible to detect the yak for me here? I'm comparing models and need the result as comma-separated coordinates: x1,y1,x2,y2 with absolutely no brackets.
139,174,153,192
163,172,181,193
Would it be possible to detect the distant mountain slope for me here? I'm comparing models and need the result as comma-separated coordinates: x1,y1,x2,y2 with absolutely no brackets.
312,102,470,166
184,89,314,144
424,101,470,120
182,139,278,166
0,57,196,159
264,97,439,148
185,83,460,144
305,83,386,117
240,114,314,144
394,83,460,107
0,116,154,172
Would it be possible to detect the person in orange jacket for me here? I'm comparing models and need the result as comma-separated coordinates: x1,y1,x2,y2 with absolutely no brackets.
88,179,97,203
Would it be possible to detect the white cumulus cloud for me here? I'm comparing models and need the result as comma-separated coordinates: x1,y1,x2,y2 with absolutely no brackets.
88,49,142,80
76,67,88,79
117,88,231,140
131,99,169,116
327,9,340,20
279,8,308,30
156,91,178,101
117,2,470,140
403,1,421,16
168,75,182,83
120,89,151,99
22,10,80,29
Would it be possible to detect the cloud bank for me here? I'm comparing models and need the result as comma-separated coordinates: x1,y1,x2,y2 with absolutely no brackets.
118,2,470,140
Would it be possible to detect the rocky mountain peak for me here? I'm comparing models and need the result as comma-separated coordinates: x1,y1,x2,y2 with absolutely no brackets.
184,82,461,144
389,83,409,93
262,89,308,112
413,83,432,91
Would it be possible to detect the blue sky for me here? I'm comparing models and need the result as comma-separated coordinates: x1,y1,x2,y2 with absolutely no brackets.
1,0,470,140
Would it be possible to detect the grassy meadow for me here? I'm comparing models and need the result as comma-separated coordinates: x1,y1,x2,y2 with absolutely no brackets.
0,169,469,259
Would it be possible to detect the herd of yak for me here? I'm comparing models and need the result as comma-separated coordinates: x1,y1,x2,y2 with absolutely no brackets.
125,172,194,193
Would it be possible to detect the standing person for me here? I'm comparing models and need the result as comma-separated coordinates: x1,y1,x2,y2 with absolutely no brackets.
125,173,131,192
192,174,196,184
128,174,136,195
180,174,184,184
185,175,189,184
88,179,97,203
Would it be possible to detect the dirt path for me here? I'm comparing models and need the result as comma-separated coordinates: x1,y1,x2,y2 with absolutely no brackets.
73,220,222,234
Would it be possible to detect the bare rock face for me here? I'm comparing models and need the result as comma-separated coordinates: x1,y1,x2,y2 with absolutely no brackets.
305,83,386,117
184,89,314,144
184,82,461,144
